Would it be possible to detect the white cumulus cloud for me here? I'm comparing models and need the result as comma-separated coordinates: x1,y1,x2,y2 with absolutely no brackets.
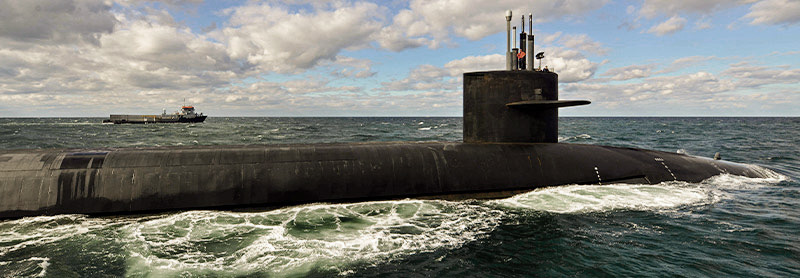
215,2,383,73
744,0,800,26
376,0,608,51
647,16,687,35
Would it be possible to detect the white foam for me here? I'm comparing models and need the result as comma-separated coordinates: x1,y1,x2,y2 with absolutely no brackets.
492,183,712,214
120,200,504,276
0,215,114,257
492,169,787,214
702,167,788,191
0,257,50,277
557,134,592,142
32,257,49,277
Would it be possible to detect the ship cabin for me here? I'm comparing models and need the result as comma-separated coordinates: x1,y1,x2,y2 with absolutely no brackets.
181,106,196,115
178,105,205,118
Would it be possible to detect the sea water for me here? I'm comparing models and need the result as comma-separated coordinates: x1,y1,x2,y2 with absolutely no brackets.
0,117,797,277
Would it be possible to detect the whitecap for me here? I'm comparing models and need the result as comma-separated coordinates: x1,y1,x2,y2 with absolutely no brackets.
557,134,592,142
491,183,711,214
0,257,50,277
491,169,786,214
0,215,114,257
119,200,504,276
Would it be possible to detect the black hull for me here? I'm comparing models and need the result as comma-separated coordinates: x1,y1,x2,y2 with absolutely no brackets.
0,142,773,219
178,116,207,123
103,115,206,124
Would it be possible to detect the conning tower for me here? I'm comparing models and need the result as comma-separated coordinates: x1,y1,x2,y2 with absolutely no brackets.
464,10,589,143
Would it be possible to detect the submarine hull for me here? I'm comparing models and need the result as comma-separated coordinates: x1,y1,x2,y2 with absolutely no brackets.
0,142,769,219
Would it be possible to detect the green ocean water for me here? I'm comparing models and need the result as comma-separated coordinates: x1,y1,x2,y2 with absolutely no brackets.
0,117,797,277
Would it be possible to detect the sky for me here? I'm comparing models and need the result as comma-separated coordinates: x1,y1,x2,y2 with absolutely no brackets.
0,0,798,117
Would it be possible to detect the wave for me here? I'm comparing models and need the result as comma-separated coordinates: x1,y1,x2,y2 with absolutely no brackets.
0,256,49,277
120,200,503,277
558,134,592,142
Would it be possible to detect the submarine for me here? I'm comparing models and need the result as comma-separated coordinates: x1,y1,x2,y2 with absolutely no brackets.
0,11,772,219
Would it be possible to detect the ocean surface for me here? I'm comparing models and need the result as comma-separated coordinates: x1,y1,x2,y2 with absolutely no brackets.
0,117,797,277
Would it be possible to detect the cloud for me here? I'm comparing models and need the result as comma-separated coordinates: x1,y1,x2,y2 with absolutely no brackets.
565,71,735,109
563,59,800,115
0,0,116,46
97,16,240,85
634,0,800,30
380,54,512,92
380,64,452,91
443,54,506,75
0,1,398,116
629,1,782,35
600,64,657,80
216,78,460,116
657,56,717,73
694,17,712,29
557,34,609,55
216,2,383,73
638,0,739,18
1,0,796,117
444,32,602,82
0,6,239,112
744,0,800,26
376,0,608,51
381,44,599,93
327,56,376,79
722,61,800,88
647,16,687,35
118,0,204,6
539,47,599,82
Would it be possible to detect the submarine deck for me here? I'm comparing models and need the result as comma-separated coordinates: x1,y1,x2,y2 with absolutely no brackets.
0,142,769,219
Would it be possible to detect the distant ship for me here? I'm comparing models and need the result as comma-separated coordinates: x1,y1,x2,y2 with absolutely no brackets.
103,105,207,124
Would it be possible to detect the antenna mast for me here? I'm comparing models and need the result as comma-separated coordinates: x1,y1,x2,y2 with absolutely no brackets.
527,13,534,71
505,10,512,70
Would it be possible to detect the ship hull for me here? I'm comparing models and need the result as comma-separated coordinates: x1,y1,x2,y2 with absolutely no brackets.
0,142,772,219
103,115,206,124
